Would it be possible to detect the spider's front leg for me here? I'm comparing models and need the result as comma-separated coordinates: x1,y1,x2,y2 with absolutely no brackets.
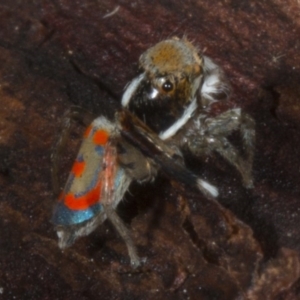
187,108,255,188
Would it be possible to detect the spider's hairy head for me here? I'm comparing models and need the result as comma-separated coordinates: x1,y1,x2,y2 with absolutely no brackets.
122,38,204,133
139,38,203,103
140,37,202,79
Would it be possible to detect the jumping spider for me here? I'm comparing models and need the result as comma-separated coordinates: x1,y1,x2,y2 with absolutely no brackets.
122,37,255,188
52,37,255,268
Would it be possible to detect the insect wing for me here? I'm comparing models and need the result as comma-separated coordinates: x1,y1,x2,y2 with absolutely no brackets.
52,120,111,226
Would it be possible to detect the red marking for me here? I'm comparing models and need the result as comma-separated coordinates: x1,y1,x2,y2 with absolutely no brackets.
62,132,113,211
71,160,85,177
93,130,109,145
83,125,93,138
64,182,102,210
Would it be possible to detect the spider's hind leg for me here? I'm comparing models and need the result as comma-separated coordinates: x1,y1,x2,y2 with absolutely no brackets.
213,136,254,188
208,108,255,188
240,112,255,172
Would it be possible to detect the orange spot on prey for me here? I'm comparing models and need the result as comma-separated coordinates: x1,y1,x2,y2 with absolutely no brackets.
93,130,109,145
64,182,102,210
71,160,86,177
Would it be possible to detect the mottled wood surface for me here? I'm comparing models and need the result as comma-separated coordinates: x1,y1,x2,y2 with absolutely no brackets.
0,1,300,299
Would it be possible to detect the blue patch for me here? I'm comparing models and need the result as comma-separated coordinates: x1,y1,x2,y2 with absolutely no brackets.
76,154,84,162
94,145,104,156
52,202,103,226
114,168,125,189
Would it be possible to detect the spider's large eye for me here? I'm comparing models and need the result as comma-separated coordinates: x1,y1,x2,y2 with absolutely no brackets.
162,80,174,92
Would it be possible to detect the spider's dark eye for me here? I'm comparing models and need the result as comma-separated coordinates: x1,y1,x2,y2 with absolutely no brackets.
162,80,174,92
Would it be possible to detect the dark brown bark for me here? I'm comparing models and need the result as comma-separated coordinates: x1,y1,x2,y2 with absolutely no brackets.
0,1,300,299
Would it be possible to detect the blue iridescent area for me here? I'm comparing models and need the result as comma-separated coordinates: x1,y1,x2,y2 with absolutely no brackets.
76,154,84,162
52,202,103,226
114,169,124,188
52,168,125,226
94,145,104,155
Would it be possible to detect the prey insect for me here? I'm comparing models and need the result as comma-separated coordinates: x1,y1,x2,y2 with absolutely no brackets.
52,37,255,267
52,109,217,267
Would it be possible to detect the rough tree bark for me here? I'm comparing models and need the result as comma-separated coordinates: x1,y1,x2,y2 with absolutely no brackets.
0,1,300,299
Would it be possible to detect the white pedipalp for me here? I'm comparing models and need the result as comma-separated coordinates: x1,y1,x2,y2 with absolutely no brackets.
201,55,230,102
197,179,219,197
122,73,146,107
159,97,198,140
201,73,221,101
